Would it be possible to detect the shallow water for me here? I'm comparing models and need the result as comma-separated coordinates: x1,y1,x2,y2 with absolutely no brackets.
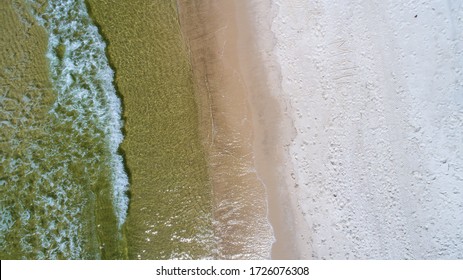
1,0,216,259
1,0,276,260
1,0,126,259
85,0,216,259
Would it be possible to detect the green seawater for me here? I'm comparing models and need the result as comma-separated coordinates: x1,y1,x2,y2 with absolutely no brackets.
85,0,216,259
0,0,124,259
1,0,215,259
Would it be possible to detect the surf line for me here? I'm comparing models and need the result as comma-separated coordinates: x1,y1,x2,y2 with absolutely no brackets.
29,0,129,227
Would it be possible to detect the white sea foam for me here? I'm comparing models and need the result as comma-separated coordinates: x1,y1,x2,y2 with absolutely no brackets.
30,0,129,228
6,0,132,259
0,207,14,238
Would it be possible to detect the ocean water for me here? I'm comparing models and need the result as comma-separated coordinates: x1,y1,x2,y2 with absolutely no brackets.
1,0,216,259
85,0,216,259
33,0,129,227
1,0,127,259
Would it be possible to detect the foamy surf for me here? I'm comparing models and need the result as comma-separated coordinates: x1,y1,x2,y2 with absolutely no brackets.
0,0,130,259
31,0,129,227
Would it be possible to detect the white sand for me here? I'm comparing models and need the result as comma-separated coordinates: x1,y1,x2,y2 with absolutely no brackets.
247,0,463,259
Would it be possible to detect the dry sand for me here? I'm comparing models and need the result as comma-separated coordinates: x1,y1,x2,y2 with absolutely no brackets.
260,0,463,259
180,0,463,259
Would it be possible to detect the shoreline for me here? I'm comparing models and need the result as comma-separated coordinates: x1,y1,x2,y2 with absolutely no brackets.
232,1,307,259
3,0,461,260
180,0,463,259
177,0,293,259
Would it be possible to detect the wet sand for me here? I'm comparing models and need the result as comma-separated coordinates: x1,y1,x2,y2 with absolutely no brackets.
3,0,461,260
177,0,295,259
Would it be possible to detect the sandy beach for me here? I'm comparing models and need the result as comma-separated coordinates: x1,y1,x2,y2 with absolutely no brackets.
178,0,310,259
268,0,463,259
1,0,462,261
178,0,279,259
181,0,463,259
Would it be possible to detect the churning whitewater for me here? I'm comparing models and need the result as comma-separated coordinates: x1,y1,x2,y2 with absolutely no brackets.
32,0,129,227
0,0,128,259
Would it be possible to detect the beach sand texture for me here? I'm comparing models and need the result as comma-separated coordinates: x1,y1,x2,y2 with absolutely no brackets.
180,0,463,259
261,0,463,258
1,0,462,260
178,0,277,259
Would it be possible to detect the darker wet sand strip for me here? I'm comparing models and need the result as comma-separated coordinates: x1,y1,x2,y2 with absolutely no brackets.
177,0,295,259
